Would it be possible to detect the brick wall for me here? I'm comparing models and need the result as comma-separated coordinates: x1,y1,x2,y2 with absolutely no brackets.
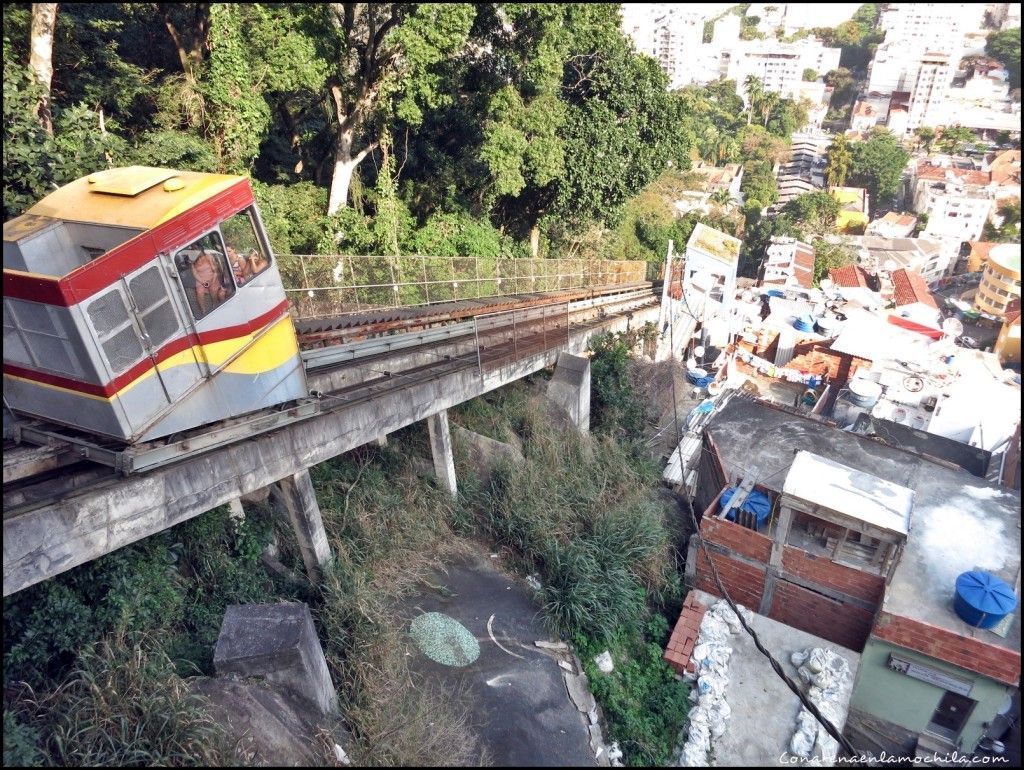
694,549,766,611
872,611,1020,686
769,581,876,651
694,514,882,651
782,547,886,605
664,592,709,675
701,516,773,562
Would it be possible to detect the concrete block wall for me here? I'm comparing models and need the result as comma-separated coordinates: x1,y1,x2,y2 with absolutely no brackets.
664,592,708,675
872,611,1020,686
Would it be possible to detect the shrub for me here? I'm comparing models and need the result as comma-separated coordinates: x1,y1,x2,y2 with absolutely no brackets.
5,634,231,766
576,614,690,767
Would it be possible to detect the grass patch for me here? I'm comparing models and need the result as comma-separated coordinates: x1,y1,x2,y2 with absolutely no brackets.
576,615,690,767
4,633,231,766
309,442,487,766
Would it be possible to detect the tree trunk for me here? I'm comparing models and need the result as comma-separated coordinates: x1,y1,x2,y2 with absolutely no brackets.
328,127,357,216
530,225,541,258
327,122,378,216
29,3,58,135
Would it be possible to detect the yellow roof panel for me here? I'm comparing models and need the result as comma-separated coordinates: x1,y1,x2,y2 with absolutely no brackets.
26,167,248,231
86,166,177,196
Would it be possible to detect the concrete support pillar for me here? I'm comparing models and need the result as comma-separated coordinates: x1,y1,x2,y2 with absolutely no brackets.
547,352,591,433
427,410,457,498
276,470,332,583
374,433,388,447
227,497,245,522
214,602,338,716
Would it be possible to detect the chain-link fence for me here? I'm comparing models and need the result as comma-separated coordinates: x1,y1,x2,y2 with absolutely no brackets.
277,254,647,319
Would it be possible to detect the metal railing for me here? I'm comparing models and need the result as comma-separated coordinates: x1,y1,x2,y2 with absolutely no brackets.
277,254,647,319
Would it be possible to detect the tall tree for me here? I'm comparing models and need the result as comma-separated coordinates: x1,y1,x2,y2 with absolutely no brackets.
158,3,210,84
986,27,1021,89
29,3,58,134
311,3,476,215
743,74,763,126
825,132,851,188
848,128,910,215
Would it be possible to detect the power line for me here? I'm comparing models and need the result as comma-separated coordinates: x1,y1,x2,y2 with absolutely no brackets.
663,270,863,763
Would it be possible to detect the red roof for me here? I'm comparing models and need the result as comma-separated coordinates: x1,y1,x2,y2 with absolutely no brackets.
891,268,938,309
1006,297,1021,326
990,150,1021,187
793,244,815,289
829,264,871,288
916,163,991,187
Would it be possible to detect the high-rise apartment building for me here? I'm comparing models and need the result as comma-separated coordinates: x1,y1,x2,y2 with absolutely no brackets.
907,53,951,131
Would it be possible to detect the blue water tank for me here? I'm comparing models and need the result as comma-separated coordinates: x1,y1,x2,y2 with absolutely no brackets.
766,289,786,298
954,571,1018,629
793,314,816,332
718,488,772,529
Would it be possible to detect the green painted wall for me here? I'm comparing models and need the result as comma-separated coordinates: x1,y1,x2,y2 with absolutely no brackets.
850,638,1012,752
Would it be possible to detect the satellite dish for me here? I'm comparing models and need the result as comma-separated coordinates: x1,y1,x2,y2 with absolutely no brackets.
820,278,834,291
694,345,706,358
942,317,964,337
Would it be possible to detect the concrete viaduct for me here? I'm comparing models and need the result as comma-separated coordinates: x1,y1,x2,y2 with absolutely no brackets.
4,287,697,597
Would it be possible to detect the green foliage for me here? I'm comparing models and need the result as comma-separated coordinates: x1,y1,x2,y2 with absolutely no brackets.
576,614,689,767
199,4,273,172
987,28,1021,89
589,332,650,443
936,125,976,155
5,636,230,767
408,211,508,257
914,126,936,152
252,179,330,254
783,191,841,237
741,160,779,210
982,198,1022,243
3,701,43,767
826,132,852,188
802,68,818,82
849,128,910,213
812,238,856,286
3,506,277,690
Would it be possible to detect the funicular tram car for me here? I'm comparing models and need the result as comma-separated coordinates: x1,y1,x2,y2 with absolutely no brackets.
3,166,308,443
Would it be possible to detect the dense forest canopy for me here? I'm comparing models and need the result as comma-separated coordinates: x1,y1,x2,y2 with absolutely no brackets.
2,2,809,266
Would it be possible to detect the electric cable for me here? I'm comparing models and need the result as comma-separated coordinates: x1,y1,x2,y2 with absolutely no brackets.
664,270,863,763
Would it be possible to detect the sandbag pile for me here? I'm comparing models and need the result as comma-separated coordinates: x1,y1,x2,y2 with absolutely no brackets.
788,648,851,764
677,601,753,767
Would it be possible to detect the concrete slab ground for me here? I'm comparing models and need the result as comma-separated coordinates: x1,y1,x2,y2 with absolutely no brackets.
397,547,596,767
689,589,861,767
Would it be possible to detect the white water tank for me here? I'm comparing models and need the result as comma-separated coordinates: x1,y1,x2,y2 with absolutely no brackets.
846,378,882,408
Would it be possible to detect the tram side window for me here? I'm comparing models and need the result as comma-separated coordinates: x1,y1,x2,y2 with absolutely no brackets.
174,232,236,320
221,208,271,288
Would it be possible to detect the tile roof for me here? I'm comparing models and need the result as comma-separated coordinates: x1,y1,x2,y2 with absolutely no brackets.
829,264,872,288
880,212,917,228
969,241,999,263
990,150,1021,187
916,162,991,187
1006,297,1021,326
793,244,815,289
891,268,938,309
